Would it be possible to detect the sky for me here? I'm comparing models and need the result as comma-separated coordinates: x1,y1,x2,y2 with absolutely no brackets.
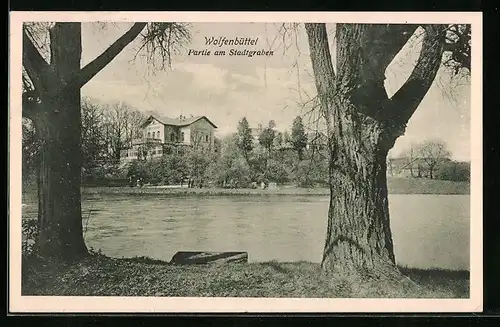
80,22,471,161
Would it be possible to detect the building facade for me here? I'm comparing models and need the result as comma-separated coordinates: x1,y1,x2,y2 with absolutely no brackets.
120,114,218,162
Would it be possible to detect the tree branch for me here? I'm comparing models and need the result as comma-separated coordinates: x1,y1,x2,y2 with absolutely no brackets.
332,24,419,122
305,23,339,155
22,27,52,92
71,22,147,89
336,24,418,90
388,24,446,127
304,23,336,113
442,24,471,73
134,23,191,71
362,24,420,77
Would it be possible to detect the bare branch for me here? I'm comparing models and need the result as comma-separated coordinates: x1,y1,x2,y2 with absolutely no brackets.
388,24,446,127
134,22,192,71
74,22,147,88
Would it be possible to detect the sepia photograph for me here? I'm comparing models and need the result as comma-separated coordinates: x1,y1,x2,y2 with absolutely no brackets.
9,12,482,312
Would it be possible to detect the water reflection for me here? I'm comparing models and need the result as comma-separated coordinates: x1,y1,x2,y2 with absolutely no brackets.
22,194,470,270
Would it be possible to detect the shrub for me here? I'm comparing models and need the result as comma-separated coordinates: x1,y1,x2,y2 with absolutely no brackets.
436,161,470,182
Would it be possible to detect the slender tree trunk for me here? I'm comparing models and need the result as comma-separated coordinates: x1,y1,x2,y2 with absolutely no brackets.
409,148,414,177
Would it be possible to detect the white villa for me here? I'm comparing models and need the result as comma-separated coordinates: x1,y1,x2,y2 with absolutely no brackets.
120,114,218,162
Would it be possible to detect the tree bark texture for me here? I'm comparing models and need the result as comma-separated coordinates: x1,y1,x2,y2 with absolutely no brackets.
23,22,148,261
305,23,445,277
30,23,88,260
34,93,88,260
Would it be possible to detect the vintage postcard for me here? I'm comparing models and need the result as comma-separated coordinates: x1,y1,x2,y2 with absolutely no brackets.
9,11,483,313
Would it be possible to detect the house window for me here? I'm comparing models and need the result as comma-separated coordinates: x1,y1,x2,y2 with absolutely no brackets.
147,132,151,138
181,132,185,142
170,133,175,142
205,135,209,142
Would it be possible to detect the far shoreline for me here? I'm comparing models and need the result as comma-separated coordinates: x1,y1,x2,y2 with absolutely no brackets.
80,177,470,197
21,177,470,203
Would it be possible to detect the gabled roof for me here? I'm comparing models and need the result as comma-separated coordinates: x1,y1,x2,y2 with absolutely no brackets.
142,115,218,129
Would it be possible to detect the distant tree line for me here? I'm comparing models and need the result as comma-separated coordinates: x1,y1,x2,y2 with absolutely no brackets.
23,104,468,189
216,116,328,188
22,97,147,183
389,139,469,182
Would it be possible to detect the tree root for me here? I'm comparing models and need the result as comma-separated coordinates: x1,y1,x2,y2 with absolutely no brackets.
321,254,423,297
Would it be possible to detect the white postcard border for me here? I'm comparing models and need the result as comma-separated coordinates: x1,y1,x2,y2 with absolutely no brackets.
9,11,483,313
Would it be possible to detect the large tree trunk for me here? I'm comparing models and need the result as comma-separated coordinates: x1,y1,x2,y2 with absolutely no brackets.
32,23,88,261
34,93,88,260
304,23,439,278
321,103,397,277
305,23,445,278
305,23,399,276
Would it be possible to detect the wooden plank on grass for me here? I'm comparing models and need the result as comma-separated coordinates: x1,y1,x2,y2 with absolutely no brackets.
170,251,248,265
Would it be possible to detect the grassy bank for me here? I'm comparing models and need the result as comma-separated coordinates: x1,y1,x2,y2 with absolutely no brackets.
22,253,469,298
79,177,469,197
20,177,469,202
387,177,469,195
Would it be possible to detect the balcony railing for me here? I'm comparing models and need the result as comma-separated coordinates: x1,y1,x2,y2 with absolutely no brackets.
131,138,162,145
